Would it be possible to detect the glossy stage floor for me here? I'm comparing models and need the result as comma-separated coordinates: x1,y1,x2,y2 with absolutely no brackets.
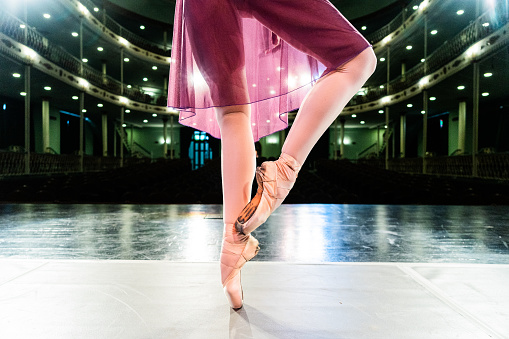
1,204,508,338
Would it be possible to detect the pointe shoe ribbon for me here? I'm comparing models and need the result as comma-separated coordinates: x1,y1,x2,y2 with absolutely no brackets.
221,223,259,309
235,153,301,235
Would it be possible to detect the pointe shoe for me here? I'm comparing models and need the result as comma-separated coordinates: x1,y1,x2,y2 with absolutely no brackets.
235,153,301,235
221,223,260,309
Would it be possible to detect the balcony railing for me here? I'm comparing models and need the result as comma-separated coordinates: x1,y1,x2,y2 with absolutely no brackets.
0,152,152,176
358,154,509,180
0,10,164,105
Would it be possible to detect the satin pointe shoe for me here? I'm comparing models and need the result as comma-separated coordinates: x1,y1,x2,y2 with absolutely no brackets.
221,223,260,310
235,153,301,235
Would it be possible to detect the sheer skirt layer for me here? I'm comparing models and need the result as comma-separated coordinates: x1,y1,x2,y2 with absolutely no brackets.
168,0,371,141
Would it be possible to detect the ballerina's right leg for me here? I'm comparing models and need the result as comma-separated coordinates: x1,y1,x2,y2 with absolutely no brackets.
184,0,259,309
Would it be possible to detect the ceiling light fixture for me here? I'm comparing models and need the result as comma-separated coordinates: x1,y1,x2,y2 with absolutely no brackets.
72,32,79,37
484,72,493,77
457,85,465,90
12,73,21,78
457,9,464,15
43,13,51,19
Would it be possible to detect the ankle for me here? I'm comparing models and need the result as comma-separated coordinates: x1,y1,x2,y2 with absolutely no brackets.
223,223,249,243
279,152,302,174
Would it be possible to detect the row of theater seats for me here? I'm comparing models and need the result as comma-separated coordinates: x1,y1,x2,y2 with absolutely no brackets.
0,158,508,205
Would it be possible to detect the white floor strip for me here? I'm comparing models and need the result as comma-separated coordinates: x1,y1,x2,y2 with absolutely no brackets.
398,265,504,339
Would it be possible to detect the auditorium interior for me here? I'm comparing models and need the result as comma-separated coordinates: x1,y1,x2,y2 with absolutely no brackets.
1,0,508,338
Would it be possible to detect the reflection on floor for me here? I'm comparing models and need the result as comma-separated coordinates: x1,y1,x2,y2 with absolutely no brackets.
0,204,508,338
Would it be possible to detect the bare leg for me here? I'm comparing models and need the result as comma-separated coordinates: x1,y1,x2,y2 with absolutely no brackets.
216,106,256,224
184,0,260,309
236,48,377,235
215,106,260,309
282,48,377,165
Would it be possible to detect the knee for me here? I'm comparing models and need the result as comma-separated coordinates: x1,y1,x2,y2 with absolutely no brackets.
361,47,378,77
364,47,377,75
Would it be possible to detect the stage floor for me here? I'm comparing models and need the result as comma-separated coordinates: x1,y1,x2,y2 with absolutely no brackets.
1,204,508,338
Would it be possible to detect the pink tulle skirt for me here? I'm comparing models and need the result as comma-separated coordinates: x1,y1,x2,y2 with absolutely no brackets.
168,0,371,141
